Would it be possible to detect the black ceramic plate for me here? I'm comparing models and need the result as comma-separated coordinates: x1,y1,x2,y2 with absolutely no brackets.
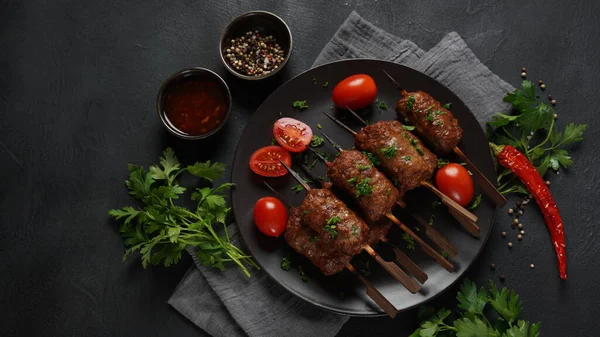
231,59,497,316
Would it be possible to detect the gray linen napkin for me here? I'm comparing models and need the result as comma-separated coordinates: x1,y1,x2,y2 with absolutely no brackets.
169,11,514,337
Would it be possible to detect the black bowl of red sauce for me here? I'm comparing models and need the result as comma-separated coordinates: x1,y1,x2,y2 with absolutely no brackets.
157,68,232,140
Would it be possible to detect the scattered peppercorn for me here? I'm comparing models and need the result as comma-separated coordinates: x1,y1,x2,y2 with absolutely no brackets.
490,263,496,270
553,113,558,119
224,30,286,77
516,200,522,207
540,83,546,90
499,274,505,282
501,231,507,238
545,180,551,185
513,218,519,224
530,264,535,269
521,230,525,235
538,80,544,85
521,67,527,72
508,242,513,248
508,208,514,214
518,234,523,240
518,223,523,229
548,94,553,100
521,72,527,78
518,210,523,216
551,99,557,105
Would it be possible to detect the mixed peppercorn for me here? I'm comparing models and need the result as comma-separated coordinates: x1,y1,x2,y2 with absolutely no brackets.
224,30,285,76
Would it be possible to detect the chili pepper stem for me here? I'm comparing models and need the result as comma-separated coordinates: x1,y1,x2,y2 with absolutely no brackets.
489,142,504,157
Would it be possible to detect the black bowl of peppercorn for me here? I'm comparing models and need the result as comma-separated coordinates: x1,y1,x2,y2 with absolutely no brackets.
219,11,292,80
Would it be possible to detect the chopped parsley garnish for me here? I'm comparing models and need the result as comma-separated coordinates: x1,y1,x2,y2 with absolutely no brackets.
402,124,416,131
468,194,482,211
434,120,444,126
358,164,371,171
441,251,449,259
386,188,392,195
362,151,381,166
437,158,450,168
406,96,415,111
310,135,325,147
402,155,412,162
292,100,309,110
310,236,318,243
303,209,310,215
378,100,389,111
402,232,415,251
426,111,435,122
317,123,322,129
393,178,399,187
324,216,340,239
355,177,373,198
298,265,308,282
351,225,358,236
271,138,278,145
308,158,318,169
435,110,447,116
410,138,418,146
347,177,358,185
407,136,425,156
426,104,435,112
322,81,329,88
281,254,292,271
415,146,424,156
428,214,435,226
443,102,451,109
380,145,398,159
291,184,304,193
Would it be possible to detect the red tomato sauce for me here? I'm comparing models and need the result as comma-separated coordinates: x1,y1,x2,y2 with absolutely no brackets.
162,79,228,136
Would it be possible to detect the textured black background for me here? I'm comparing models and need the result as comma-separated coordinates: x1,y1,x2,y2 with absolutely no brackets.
1,1,598,336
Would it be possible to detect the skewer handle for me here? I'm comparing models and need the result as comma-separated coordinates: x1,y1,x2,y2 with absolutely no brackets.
448,208,481,238
408,212,458,258
363,245,420,293
386,213,455,272
347,263,398,318
454,146,507,206
380,237,428,284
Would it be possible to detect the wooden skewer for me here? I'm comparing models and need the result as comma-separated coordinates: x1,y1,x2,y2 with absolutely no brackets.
278,160,421,293
299,162,429,283
263,182,400,316
382,69,507,207
322,111,480,236
380,237,428,284
454,147,507,206
307,139,455,272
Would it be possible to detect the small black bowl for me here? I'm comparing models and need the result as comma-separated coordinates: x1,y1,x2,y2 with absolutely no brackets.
156,67,232,140
219,11,293,80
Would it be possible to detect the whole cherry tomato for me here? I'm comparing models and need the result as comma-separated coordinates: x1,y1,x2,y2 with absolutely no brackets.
253,196,288,237
332,74,377,110
435,163,474,207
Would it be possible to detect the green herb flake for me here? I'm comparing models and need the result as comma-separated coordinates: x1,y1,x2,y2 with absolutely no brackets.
402,124,416,131
281,254,291,271
355,177,373,198
292,100,309,110
386,188,392,196
426,111,435,123
468,194,482,211
380,145,398,159
310,236,318,243
402,232,415,251
351,225,358,237
317,123,322,129
437,158,450,168
378,100,389,111
271,138,278,145
362,151,381,166
310,135,325,147
441,251,449,259
358,164,371,171
428,213,435,226
415,146,424,156
322,81,329,88
324,216,340,239
303,209,310,215
291,184,304,193
406,96,415,111
347,177,358,185
443,102,452,109
434,120,444,126
298,265,308,282
435,110,447,116
402,155,412,162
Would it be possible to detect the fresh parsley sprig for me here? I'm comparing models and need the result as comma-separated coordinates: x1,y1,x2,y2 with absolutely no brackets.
109,148,258,277
410,279,540,337
488,80,586,195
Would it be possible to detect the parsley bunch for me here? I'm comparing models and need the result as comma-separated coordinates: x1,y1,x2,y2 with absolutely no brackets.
108,148,258,277
410,279,540,337
488,80,586,195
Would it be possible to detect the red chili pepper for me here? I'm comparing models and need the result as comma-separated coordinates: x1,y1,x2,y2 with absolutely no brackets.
490,143,567,279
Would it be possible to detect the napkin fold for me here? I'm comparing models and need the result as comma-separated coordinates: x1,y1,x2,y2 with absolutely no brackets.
169,11,514,337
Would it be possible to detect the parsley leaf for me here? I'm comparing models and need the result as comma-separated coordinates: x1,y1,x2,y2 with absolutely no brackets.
357,164,371,171
402,232,415,250
281,254,292,271
454,317,496,337
457,279,488,316
351,225,358,236
437,158,450,168
355,177,373,197
443,103,452,109
381,145,398,159
324,216,340,239
378,100,389,111
503,320,541,337
291,184,304,193
292,100,309,110
187,161,227,181
406,96,415,111
362,151,381,166
310,135,325,147
402,124,416,131
298,265,308,282
468,194,482,211
488,280,522,325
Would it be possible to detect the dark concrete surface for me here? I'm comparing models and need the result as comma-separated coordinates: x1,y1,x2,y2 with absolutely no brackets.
1,1,599,336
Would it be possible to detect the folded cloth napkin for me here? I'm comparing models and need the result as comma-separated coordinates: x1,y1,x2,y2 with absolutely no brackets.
169,10,514,337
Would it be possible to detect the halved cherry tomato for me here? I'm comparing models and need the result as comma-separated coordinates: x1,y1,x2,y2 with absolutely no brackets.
332,74,377,110
253,196,288,237
273,118,313,153
249,146,292,177
435,163,474,207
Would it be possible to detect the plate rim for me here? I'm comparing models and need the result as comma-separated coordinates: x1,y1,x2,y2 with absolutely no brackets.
230,58,498,316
